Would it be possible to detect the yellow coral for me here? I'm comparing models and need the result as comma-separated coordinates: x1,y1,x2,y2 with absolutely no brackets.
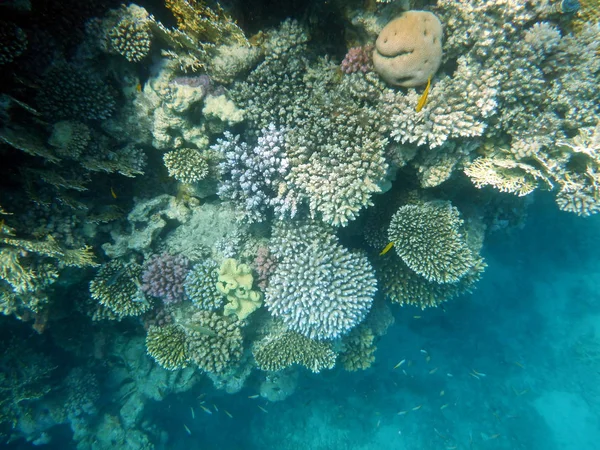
216,258,262,320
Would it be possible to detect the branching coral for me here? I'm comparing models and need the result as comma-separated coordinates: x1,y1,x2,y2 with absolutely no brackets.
141,253,190,305
339,325,376,371
180,310,244,374
146,324,190,370
387,201,483,284
253,330,336,373
163,148,209,184
184,259,223,311
265,221,377,340
90,259,150,319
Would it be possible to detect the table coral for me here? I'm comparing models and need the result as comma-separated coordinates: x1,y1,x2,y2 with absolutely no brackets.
253,330,336,373
145,324,190,371
90,260,150,318
388,201,483,284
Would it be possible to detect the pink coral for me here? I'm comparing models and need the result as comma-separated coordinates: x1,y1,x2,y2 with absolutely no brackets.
341,44,374,74
254,245,278,290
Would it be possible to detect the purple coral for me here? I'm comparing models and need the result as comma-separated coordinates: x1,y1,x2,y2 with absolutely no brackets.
214,124,290,222
141,252,190,304
340,45,374,74
254,245,278,290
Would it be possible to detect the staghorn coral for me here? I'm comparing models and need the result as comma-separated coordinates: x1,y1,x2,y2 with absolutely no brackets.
339,325,377,371
90,259,150,319
146,324,190,370
253,330,336,373
163,148,209,184
216,258,262,320
184,259,223,311
388,201,483,284
180,310,244,374
141,253,190,305
266,221,377,340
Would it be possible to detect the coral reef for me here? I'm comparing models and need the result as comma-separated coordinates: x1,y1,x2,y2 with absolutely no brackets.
90,259,149,319
266,221,377,340
184,259,223,311
141,252,190,305
0,21,27,65
341,44,374,74
253,329,336,373
388,201,484,284
373,11,443,87
163,148,210,184
216,258,262,320
145,324,190,370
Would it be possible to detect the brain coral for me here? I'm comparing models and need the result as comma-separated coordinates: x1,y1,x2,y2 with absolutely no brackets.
265,221,377,340
387,201,481,284
373,11,443,87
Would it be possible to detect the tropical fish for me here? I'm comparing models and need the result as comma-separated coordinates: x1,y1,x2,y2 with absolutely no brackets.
379,242,394,256
110,186,117,199
412,405,422,411
199,404,213,415
224,410,233,418
190,407,195,419
393,359,406,369
248,395,259,399
257,405,268,413
183,424,192,435
416,76,432,112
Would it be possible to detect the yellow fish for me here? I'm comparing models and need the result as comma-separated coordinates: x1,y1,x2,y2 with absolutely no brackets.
110,186,117,199
379,242,394,256
416,76,432,112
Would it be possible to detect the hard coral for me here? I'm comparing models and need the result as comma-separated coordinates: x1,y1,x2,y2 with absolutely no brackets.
373,11,443,87
141,253,190,305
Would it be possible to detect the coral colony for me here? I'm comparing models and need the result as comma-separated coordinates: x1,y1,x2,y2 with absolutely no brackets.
0,0,598,447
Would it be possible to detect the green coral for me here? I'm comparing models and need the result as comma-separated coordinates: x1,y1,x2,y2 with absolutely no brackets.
184,260,223,310
339,325,377,372
253,330,336,373
388,201,482,284
163,148,210,184
146,324,190,370
216,258,262,320
89,259,150,319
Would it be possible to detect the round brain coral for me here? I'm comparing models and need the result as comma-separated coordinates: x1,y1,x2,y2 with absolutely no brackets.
387,201,479,284
373,11,443,87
